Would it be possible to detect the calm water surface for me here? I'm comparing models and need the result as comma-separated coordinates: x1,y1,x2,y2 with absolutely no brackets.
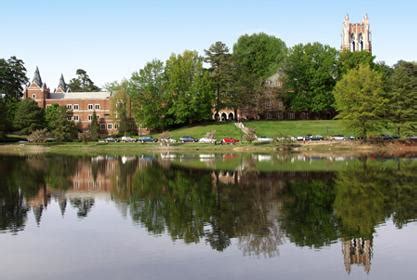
1,153,417,280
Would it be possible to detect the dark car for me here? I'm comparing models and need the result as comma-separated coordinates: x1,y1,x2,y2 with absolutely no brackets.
309,135,324,141
137,136,157,143
179,136,197,143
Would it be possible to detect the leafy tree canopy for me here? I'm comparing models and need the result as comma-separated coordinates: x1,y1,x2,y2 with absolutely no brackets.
0,56,28,100
284,42,338,115
333,64,387,140
13,99,44,135
68,69,100,92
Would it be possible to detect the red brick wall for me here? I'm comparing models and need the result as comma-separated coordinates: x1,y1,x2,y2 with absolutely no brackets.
45,98,117,134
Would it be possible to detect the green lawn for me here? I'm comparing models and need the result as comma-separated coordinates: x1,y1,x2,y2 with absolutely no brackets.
153,122,242,139
153,120,355,139
244,120,355,137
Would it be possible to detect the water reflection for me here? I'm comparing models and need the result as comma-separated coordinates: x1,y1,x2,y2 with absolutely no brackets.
0,154,417,275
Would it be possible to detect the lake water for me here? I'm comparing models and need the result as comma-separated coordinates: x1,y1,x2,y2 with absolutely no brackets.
1,153,417,280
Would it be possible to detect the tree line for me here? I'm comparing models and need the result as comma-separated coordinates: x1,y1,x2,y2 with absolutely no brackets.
1,32,416,139
115,33,416,137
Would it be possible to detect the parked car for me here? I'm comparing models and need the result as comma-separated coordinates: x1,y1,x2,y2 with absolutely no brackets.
221,137,240,144
408,136,417,142
198,137,216,144
296,136,305,141
120,136,136,142
254,136,273,144
104,137,117,143
159,137,177,145
179,136,197,143
331,135,345,141
309,135,324,141
137,136,157,143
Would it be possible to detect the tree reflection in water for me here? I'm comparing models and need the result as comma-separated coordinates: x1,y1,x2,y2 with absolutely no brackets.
0,154,417,272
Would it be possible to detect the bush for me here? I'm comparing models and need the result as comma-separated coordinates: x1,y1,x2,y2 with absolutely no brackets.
244,128,257,143
27,129,51,143
78,131,92,143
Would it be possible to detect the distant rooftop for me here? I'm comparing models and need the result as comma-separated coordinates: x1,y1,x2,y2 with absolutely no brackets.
48,91,111,100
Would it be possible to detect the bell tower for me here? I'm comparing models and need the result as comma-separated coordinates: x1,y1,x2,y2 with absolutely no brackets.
341,14,372,53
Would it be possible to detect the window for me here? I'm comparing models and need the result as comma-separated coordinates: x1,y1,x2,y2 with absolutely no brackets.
73,104,79,110
32,94,36,99
114,123,119,129
100,124,106,130
73,115,79,121
107,123,113,129
95,104,100,110
88,115,92,121
66,104,72,110
88,104,93,110
67,116,72,121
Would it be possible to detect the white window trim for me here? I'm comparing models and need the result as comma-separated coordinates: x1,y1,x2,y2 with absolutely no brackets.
88,104,93,110
94,104,100,110
73,104,79,110
107,123,113,129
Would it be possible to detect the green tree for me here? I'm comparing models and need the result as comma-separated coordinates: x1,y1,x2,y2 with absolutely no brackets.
68,69,100,92
386,60,417,136
338,50,375,75
284,43,338,117
129,59,168,130
204,41,236,117
107,80,134,135
45,104,77,141
333,65,387,140
0,56,28,100
233,33,287,109
89,111,100,140
0,57,29,132
13,99,44,135
165,50,214,125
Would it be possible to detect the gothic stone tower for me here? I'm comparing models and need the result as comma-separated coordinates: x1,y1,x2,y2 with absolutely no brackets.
341,14,372,53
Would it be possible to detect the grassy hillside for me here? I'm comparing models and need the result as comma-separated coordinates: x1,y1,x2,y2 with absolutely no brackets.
153,122,242,139
155,120,356,139
245,120,355,137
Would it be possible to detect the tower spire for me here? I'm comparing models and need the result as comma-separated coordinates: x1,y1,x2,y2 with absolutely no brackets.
32,66,43,87
58,73,67,92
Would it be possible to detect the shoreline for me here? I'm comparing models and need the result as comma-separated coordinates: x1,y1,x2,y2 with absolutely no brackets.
1,141,417,157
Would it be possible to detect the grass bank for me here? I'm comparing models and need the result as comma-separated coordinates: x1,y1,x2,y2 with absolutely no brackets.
1,140,417,157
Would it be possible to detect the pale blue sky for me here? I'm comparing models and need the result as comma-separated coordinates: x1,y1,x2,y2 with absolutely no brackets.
1,0,416,87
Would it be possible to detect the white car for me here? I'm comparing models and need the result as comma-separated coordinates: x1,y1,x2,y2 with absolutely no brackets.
254,136,273,144
120,136,136,142
198,137,216,144
331,135,345,141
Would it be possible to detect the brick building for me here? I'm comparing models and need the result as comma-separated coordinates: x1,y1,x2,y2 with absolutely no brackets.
23,67,118,134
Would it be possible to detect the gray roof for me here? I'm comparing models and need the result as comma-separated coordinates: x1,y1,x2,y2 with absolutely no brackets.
32,66,43,87
48,91,112,100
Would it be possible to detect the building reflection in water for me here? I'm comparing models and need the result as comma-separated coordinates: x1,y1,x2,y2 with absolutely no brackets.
342,238,373,274
4,154,417,274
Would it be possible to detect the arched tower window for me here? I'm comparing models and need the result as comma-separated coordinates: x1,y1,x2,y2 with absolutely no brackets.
358,33,364,51
350,33,356,51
